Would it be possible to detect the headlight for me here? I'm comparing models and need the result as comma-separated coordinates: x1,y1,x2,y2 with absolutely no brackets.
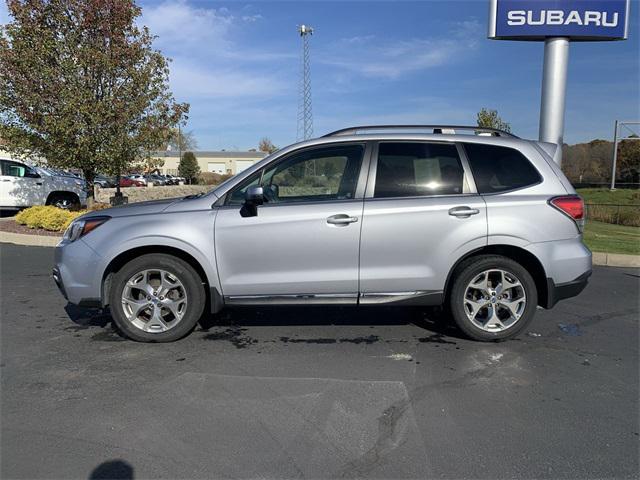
63,216,110,242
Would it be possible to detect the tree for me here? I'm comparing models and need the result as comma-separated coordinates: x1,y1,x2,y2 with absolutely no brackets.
178,151,200,184
476,108,511,133
617,135,640,182
133,155,164,174
259,137,278,154
166,128,198,152
0,0,188,198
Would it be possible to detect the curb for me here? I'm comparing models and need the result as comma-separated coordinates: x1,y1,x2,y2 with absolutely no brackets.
591,251,640,268
0,231,61,247
1,231,639,268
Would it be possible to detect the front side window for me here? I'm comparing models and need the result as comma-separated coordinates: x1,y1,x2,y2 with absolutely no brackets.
2,160,28,177
226,144,364,205
374,142,465,198
463,143,541,194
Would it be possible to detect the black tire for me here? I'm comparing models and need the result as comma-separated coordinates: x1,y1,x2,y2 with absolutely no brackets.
109,254,206,342
449,255,538,341
46,192,80,210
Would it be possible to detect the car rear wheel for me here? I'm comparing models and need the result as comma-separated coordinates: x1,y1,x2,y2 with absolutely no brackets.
109,254,206,342
449,255,537,341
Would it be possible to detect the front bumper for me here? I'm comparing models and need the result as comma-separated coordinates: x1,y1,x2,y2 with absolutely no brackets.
545,270,592,309
52,266,67,300
53,239,103,305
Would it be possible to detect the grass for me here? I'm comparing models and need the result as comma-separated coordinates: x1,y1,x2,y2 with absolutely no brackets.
577,188,640,205
583,220,640,255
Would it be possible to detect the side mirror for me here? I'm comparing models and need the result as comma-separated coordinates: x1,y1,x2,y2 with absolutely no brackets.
245,186,264,205
241,186,264,218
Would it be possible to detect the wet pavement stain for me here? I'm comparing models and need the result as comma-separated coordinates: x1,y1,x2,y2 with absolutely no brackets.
416,333,457,345
202,326,257,349
90,330,127,342
558,323,583,336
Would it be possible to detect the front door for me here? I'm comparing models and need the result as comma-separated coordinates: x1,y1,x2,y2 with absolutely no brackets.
359,142,487,302
215,143,368,302
0,160,43,207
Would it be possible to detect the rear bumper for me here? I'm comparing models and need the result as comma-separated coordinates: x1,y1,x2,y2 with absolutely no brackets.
545,270,592,309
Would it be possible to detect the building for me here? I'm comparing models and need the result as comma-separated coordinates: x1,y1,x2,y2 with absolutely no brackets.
152,150,267,176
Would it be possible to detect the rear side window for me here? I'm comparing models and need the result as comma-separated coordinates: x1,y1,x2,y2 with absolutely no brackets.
374,142,465,198
463,143,541,194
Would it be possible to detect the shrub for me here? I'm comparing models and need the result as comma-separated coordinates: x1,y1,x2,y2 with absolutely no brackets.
199,172,232,186
15,206,85,232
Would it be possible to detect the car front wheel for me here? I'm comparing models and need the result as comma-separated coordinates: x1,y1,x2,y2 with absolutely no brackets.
109,254,206,342
449,255,538,341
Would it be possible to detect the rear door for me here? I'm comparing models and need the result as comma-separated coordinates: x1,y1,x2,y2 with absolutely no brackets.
359,141,487,303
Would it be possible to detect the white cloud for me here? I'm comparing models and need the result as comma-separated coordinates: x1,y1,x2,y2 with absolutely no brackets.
320,20,482,79
169,60,286,99
140,0,234,56
139,1,293,102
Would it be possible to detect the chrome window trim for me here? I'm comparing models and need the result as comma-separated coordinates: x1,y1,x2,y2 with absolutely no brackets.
220,141,371,208
364,140,475,200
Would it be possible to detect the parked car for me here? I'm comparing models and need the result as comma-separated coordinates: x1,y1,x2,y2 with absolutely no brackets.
54,125,591,342
119,176,146,187
164,174,180,185
0,159,87,210
144,174,166,186
94,174,116,188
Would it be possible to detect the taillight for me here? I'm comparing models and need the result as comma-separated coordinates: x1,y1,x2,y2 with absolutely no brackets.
549,195,585,232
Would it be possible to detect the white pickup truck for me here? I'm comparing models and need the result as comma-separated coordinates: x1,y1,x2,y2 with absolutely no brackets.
0,158,87,210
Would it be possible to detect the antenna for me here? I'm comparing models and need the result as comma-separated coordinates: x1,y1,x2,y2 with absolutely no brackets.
297,24,314,141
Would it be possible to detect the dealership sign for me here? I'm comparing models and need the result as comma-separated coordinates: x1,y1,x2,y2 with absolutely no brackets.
488,0,630,41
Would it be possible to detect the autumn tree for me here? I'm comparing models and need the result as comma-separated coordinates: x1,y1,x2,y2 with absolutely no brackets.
0,0,188,198
476,108,511,133
178,151,200,184
259,137,278,154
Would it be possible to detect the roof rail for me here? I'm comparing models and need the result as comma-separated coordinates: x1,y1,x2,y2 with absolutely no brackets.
322,125,518,138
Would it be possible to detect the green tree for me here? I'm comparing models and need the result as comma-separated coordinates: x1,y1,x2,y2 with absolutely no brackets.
476,108,511,133
0,0,188,198
178,151,200,184
617,135,640,182
259,137,278,154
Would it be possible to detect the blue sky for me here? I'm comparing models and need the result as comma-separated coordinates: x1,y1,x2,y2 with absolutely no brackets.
3,1,640,149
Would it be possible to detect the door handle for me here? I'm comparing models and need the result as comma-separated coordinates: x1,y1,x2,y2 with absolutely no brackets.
448,206,480,218
327,214,358,225
0,179,11,182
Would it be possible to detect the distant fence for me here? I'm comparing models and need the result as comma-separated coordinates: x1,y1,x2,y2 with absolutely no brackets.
573,183,640,190
585,203,640,227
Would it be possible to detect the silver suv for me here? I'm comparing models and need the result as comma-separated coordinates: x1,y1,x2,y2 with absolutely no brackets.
53,126,592,342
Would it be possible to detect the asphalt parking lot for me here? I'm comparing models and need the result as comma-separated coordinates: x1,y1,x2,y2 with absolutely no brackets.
1,243,638,479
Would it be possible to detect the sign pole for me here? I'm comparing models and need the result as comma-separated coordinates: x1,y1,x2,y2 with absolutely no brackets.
610,120,619,190
539,37,570,165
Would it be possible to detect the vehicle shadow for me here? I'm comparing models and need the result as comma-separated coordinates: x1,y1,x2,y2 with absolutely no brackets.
63,303,466,342
200,305,465,339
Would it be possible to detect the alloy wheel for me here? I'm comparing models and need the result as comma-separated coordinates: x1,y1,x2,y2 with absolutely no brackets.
121,269,188,333
463,269,527,332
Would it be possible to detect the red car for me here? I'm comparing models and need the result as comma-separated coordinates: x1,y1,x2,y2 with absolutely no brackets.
119,176,146,187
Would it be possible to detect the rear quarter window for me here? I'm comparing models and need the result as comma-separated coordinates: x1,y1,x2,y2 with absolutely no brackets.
463,143,541,194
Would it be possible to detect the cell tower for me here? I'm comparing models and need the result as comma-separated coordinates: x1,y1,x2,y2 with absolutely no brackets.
296,24,313,141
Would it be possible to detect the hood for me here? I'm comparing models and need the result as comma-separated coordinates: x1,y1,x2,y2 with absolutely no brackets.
92,197,181,218
88,192,218,218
